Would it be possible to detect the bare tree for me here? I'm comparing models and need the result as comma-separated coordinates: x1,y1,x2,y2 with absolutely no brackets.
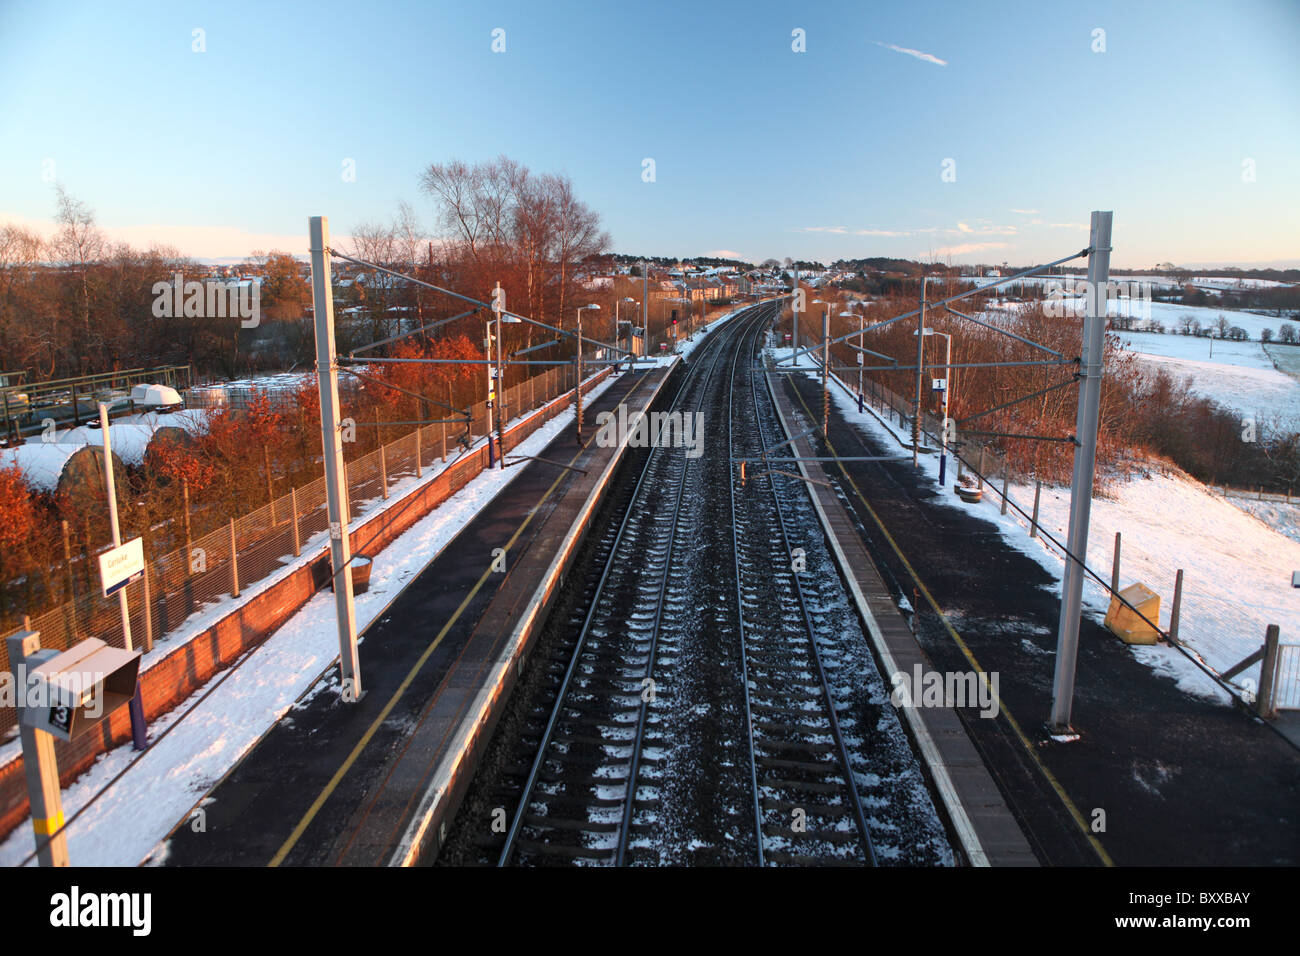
545,173,610,327
349,222,401,340
50,186,106,372
0,224,48,373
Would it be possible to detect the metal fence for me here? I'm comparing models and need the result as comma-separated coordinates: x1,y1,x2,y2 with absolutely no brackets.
1215,484,1297,505
794,331,1298,714
793,330,1014,488
1275,644,1300,711
0,363,589,739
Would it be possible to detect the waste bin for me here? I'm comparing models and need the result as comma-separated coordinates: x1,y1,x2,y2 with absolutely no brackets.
350,554,373,594
327,554,372,594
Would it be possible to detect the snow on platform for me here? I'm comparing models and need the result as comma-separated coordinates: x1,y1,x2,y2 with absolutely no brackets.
806,361,1299,706
0,380,613,867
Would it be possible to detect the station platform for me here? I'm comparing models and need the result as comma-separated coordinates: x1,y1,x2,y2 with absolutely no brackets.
764,363,1038,867
157,363,676,866
776,368,1300,867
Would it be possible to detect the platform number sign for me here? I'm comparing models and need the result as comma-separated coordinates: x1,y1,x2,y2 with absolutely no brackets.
49,705,73,736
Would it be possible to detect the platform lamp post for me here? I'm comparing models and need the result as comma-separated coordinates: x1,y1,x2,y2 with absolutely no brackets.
575,304,600,443
839,307,863,413
483,310,497,468
628,299,640,359
641,260,649,346
97,402,148,751
810,297,822,341
913,280,928,468
914,328,952,484
791,266,799,363
491,282,520,467
616,296,636,367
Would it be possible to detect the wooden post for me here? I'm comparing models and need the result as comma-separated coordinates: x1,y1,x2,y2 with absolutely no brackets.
1257,624,1281,719
142,556,154,652
1169,569,1184,644
82,516,94,592
442,384,450,462
60,518,76,599
978,447,986,490
380,443,389,500
60,518,78,634
263,445,274,521
1000,474,1009,515
1110,531,1121,595
229,518,240,598
415,427,423,479
291,486,301,557
1030,480,1042,538
181,478,193,556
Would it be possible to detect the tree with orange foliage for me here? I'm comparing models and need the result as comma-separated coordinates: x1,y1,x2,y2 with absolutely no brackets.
372,333,485,420
0,462,40,618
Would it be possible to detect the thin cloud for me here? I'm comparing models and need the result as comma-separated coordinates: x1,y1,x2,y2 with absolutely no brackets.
930,241,1009,257
797,226,910,237
0,212,319,262
874,41,947,66
1010,208,1039,215
705,249,742,259
922,221,1016,237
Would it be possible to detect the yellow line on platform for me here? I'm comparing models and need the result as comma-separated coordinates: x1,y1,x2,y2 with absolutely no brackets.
788,382,1113,867
268,374,654,867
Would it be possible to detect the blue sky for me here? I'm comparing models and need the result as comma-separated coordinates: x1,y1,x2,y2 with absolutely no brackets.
1,0,1297,268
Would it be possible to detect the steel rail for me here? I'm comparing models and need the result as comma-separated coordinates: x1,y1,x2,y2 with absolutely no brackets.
725,301,778,865
495,305,761,866
743,318,879,865
611,307,765,865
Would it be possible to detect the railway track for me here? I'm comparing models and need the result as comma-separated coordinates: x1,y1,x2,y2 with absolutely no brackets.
492,304,770,865
728,318,877,865
438,299,953,866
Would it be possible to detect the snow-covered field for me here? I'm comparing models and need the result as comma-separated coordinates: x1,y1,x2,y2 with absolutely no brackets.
973,273,1295,294
1228,497,1300,546
0,378,614,867
1108,304,1300,427
982,297,1300,428
1109,300,1288,342
791,355,1300,707
1017,470,1299,699
1130,352,1300,426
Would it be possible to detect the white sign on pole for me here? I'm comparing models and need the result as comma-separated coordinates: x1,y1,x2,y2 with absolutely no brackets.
99,537,144,597
932,378,947,392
